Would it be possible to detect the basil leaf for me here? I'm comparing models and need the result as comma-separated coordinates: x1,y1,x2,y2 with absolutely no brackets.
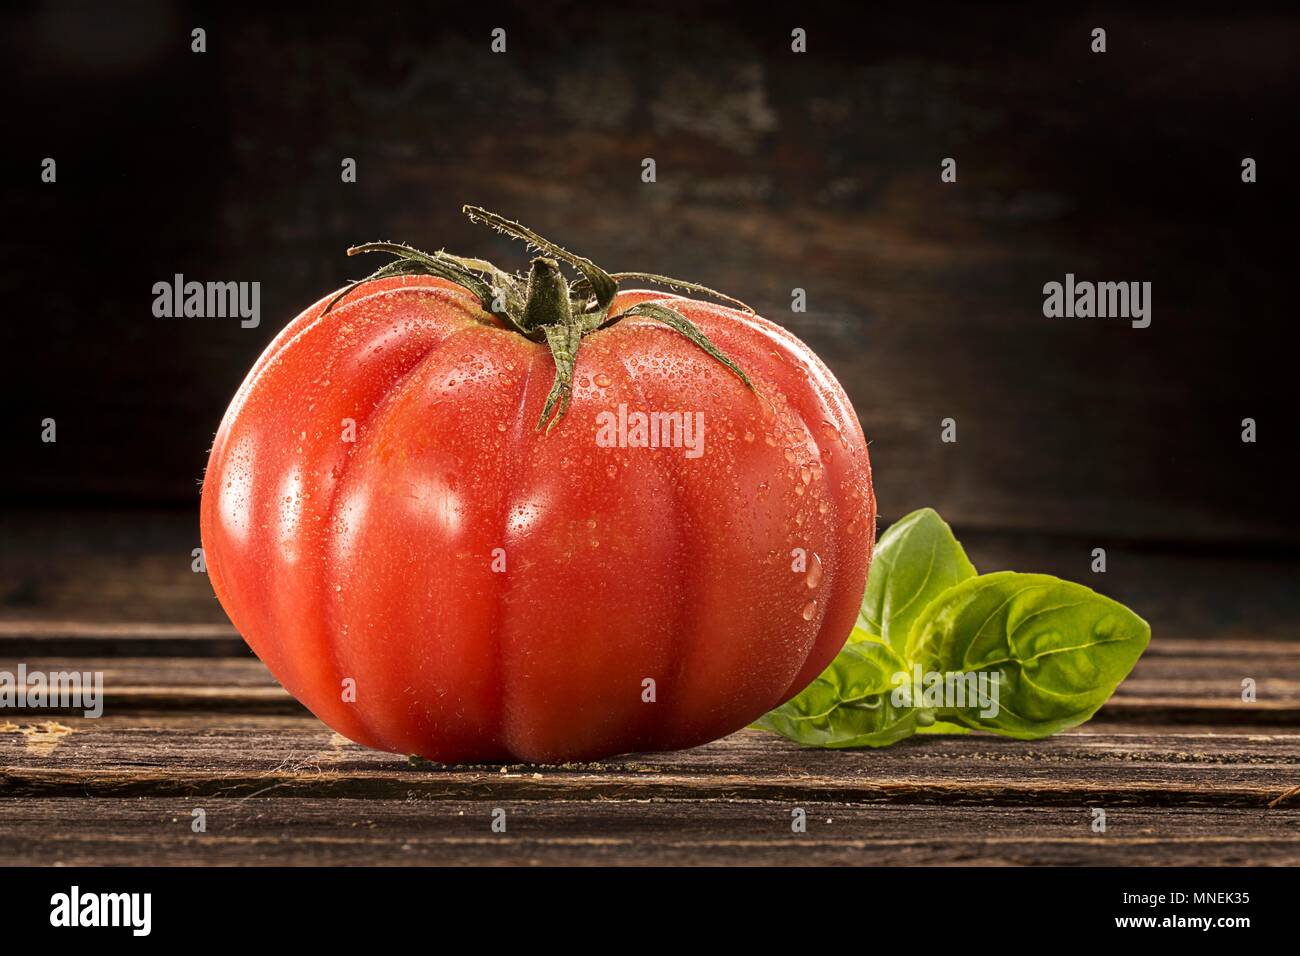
860,508,977,656
754,636,917,748
915,720,972,735
906,571,1150,739
845,626,882,645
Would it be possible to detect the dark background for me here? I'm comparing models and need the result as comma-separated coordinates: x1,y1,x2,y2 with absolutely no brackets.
1,0,1296,547
1,1,1298,869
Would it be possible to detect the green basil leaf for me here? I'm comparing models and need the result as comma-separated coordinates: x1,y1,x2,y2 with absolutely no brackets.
860,507,977,656
845,626,882,645
755,637,916,748
915,720,972,735
906,571,1151,739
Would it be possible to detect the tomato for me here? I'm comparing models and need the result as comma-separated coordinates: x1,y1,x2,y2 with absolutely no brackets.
200,211,875,763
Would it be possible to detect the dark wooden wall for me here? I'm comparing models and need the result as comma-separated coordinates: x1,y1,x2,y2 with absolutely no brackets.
2,1,1295,545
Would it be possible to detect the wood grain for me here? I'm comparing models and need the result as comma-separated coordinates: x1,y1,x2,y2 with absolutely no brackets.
3,506,1298,863
1,503,1296,866
1,636,1297,723
1,643,1296,864
3,720,1297,806
2,4,1294,542
2,798,1296,866
6,510,1300,644
2,717,1297,865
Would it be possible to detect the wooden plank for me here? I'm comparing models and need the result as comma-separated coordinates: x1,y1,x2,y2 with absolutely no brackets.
4,637,1296,688
0,511,219,627
3,721,1297,809
5,512,1300,646
1,635,1295,723
0,692,1289,725
1,798,1295,866
0,622,244,657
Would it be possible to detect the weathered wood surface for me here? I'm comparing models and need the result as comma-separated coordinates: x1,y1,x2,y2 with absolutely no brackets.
1,717,1297,865
1,636,1297,722
2,798,1297,867
3,5,1294,544
1,629,1297,864
4,717,1298,804
6,510,1300,644
3,509,1298,864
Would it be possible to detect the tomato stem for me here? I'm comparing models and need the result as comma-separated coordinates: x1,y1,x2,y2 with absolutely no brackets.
324,206,760,431
521,258,573,332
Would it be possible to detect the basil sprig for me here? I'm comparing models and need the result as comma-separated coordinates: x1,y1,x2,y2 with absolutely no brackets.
860,507,977,656
757,508,1151,748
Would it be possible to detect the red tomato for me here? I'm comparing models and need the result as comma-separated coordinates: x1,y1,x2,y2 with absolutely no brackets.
201,264,874,763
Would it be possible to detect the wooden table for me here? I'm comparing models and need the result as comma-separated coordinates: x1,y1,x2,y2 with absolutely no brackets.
2,511,1297,865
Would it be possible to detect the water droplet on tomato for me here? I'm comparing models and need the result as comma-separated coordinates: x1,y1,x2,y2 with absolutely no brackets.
806,553,823,589
801,600,817,621
821,420,846,450
594,373,611,388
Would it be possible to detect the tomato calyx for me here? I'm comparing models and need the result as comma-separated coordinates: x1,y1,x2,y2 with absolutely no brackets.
323,206,757,431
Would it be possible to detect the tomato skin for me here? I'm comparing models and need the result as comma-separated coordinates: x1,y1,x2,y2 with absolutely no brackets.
201,275,875,762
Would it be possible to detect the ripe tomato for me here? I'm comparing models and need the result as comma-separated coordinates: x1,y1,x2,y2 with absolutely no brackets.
200,214,874,763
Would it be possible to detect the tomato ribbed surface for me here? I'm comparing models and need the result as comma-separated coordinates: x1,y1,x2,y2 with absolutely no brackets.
201,274,875,762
